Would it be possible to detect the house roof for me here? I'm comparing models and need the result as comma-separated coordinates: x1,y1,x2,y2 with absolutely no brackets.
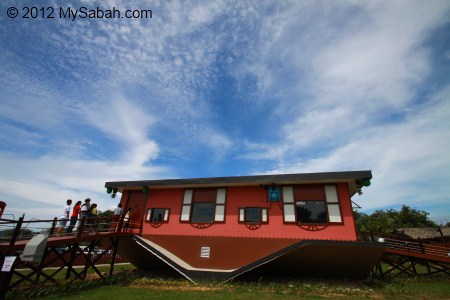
105,170,372,196
394,227,450,240
119,235,384,282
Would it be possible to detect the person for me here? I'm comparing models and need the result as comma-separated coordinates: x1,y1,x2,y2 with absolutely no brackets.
57,199,72,234
113,203,123,216
78,198,91,231
124,208,132,232
66,200,81,233
111,203,123,232
79,198,91,221
88,203,98,231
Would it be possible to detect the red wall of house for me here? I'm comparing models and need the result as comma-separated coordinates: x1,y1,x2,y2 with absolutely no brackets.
132,183,357,241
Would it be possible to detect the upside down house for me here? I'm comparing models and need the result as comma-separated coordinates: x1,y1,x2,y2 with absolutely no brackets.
105,170,384,282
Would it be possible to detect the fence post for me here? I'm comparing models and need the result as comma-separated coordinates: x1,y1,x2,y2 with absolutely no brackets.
109,236,120,277
49,217,58,236
369,231,375,242
418,238,425,254
117,214,124,233
139,218,144,235
77,217,86,238
9,217,24,246
2,219,22,299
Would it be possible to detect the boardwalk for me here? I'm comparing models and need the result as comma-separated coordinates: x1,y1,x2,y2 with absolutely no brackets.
0,215,141,298
361,234,450,276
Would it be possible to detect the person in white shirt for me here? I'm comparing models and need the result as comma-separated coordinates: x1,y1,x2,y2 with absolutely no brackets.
124,208,132,232
57,199,72,234
79,198,91,220
110,203,123,232
78,198,91,232
113,203,123,216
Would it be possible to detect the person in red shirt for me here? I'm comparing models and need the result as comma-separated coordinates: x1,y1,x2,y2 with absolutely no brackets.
66,200,82,233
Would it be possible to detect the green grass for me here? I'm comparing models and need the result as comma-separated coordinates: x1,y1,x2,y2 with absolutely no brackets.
7,265,450,299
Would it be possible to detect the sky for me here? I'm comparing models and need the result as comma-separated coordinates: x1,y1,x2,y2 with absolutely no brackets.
0,0,449,224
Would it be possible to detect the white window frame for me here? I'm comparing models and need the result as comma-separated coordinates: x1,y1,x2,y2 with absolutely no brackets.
181,188,227,223
282,186,296,223
146,208,170,222
324,185,342,223
239,207,268,224
283,185,343,224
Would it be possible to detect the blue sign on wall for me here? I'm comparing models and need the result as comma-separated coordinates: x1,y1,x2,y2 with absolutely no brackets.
268,186,280,202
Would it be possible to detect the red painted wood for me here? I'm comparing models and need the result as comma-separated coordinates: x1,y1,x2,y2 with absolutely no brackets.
193,189,217,202
139,183,358,241
293,184,325,200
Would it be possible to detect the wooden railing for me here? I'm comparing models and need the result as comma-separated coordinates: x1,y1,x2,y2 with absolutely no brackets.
359,233,450,262
0,214,143,246
0,215,143,297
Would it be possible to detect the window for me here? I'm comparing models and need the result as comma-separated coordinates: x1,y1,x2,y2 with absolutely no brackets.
191,202,215,223
239,207,268,224
180,188,227,223
296,201,327,223
246,208,261,223
146,208,169,223
282,185,342,224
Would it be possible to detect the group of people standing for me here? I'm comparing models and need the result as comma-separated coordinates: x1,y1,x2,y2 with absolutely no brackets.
57,199,132,234
57,198,98,234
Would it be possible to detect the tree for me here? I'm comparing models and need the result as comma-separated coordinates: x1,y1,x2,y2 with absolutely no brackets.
0,228,33,240
394,205,436,228
354,205,437,235
96,210,114,231
98,210,114,218
354,210,395,235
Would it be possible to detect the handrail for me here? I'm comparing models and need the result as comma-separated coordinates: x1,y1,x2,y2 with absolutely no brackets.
0,215,143,246
359,233,450,260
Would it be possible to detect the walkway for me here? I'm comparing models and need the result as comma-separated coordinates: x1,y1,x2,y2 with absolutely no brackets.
0,215,142,298
361,234,450,276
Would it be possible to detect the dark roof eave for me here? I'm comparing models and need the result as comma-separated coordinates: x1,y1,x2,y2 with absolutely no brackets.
105,170,372,195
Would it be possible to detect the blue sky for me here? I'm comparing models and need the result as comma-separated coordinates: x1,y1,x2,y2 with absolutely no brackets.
1,0,449,224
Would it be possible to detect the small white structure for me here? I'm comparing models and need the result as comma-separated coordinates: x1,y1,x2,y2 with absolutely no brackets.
21,234,48,264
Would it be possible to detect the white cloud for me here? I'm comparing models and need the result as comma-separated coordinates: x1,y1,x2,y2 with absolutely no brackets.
1,0,449,223
85,97,157,141
263,85,450,220
242,1,449,157
0,151,171,220
236,1,450,222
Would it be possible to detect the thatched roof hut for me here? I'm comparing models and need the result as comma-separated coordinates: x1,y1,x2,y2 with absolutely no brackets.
394,227,450,240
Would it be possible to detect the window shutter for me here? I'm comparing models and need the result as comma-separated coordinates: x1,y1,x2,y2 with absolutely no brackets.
181,189,193,221
262,208,268,223
216,189,226,204
324,185,339,202
214,188,226,222
183,189,193,204
239,208,245,222
282,186,296,222
327,205,341,222
324,185,342,223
